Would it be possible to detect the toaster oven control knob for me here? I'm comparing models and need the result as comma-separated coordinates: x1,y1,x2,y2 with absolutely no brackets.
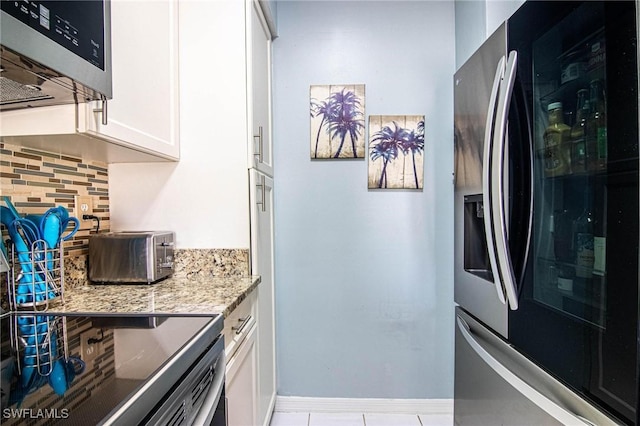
159,240,174,269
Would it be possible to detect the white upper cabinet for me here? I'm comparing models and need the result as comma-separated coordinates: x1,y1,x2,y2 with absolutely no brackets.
85,0,180,160
248,0,273,176
0,0,180,163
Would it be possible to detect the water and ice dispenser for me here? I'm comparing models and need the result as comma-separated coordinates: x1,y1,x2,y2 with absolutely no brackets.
464,194,494,282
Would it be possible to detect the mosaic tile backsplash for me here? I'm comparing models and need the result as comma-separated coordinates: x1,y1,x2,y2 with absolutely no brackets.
0,142,111,259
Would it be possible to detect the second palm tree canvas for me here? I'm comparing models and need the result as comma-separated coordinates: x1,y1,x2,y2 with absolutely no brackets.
368,115,425,189
310,84,365,159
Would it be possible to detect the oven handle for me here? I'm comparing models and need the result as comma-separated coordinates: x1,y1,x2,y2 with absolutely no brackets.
193,346,226,425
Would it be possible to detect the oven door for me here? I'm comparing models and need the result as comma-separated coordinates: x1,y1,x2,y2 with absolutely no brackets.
145,334,226,426
193,350,226,426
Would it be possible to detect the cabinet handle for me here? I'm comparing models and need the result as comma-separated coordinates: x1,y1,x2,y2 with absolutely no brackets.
231,316,252,335
253,126,264,163
93,97,109,125
256,175,266,212
102,98,108,125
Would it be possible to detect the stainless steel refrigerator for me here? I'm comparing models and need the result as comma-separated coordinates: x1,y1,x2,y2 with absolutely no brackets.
454,1,639,424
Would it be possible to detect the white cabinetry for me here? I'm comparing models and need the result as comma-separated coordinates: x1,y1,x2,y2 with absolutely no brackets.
226,324,257,426
85,0,180,160
0,0,179,163
250,170,275,426
248,0,273,176
247,2,276,424
225,291,258,426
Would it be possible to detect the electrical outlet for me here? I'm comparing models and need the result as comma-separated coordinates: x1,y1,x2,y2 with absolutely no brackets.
80,330,102,368
74,195,93,227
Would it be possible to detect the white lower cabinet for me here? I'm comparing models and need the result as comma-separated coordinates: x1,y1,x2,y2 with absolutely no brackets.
225,291,258,426
249,170,276,426
226,323,257,426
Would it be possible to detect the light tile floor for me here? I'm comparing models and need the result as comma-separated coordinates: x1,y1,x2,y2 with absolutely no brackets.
269,412,453,426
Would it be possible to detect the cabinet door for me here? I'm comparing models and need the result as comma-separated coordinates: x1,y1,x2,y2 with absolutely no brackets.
226,322,258,426
86,0,180,160
249,169,276,426
248,0,273,176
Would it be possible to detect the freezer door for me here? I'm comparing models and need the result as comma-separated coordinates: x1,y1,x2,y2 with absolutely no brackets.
454,307,620,426
454,23,509,336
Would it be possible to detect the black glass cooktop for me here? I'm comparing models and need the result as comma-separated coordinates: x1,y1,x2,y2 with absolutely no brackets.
0,312,222,425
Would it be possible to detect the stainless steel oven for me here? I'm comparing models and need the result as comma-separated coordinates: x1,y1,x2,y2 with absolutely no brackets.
143,324,226,426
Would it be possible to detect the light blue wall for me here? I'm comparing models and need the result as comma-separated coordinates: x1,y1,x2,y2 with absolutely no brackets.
485,0,525,39
454,0,526,70
455,1,486,69
272,1,456,398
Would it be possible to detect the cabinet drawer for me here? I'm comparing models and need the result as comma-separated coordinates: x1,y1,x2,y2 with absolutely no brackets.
224,290,257,360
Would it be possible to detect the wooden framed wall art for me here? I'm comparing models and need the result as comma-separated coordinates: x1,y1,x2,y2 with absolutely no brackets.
368,115,425,189
310,84,366,159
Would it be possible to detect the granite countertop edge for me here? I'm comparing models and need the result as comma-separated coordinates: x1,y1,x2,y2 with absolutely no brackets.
38,275,261,318
219,276,261,317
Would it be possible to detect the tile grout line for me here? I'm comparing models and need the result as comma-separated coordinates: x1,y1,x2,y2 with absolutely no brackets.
274,412,441,426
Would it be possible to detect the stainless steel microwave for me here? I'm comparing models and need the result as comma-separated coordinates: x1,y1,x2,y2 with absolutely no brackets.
0,0,112,110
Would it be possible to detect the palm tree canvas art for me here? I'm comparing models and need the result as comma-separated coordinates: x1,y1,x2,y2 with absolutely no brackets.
368,115,425,189
310,84,365,159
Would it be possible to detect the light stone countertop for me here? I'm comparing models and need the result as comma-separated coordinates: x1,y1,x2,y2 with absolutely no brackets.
44,275,261,317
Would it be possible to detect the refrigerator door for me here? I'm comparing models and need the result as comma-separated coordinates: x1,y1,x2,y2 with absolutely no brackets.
454,24,510,336
507,1,639,424
454,16,533,339
455,307,620,426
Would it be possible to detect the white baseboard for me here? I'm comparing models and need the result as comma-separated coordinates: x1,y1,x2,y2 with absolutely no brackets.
274,396,453,415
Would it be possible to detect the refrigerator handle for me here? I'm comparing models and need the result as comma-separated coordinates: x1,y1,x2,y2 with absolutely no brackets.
456,316,597,426
482,55,507,305
491,50,519,310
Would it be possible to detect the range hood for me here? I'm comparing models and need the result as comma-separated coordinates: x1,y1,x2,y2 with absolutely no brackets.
0,1,112,111
0,46,108,110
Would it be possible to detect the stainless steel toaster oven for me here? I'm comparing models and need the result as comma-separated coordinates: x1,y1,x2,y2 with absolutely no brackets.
89,231,175,284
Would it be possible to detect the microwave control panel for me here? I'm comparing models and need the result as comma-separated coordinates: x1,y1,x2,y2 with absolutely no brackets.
1,0,105,70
